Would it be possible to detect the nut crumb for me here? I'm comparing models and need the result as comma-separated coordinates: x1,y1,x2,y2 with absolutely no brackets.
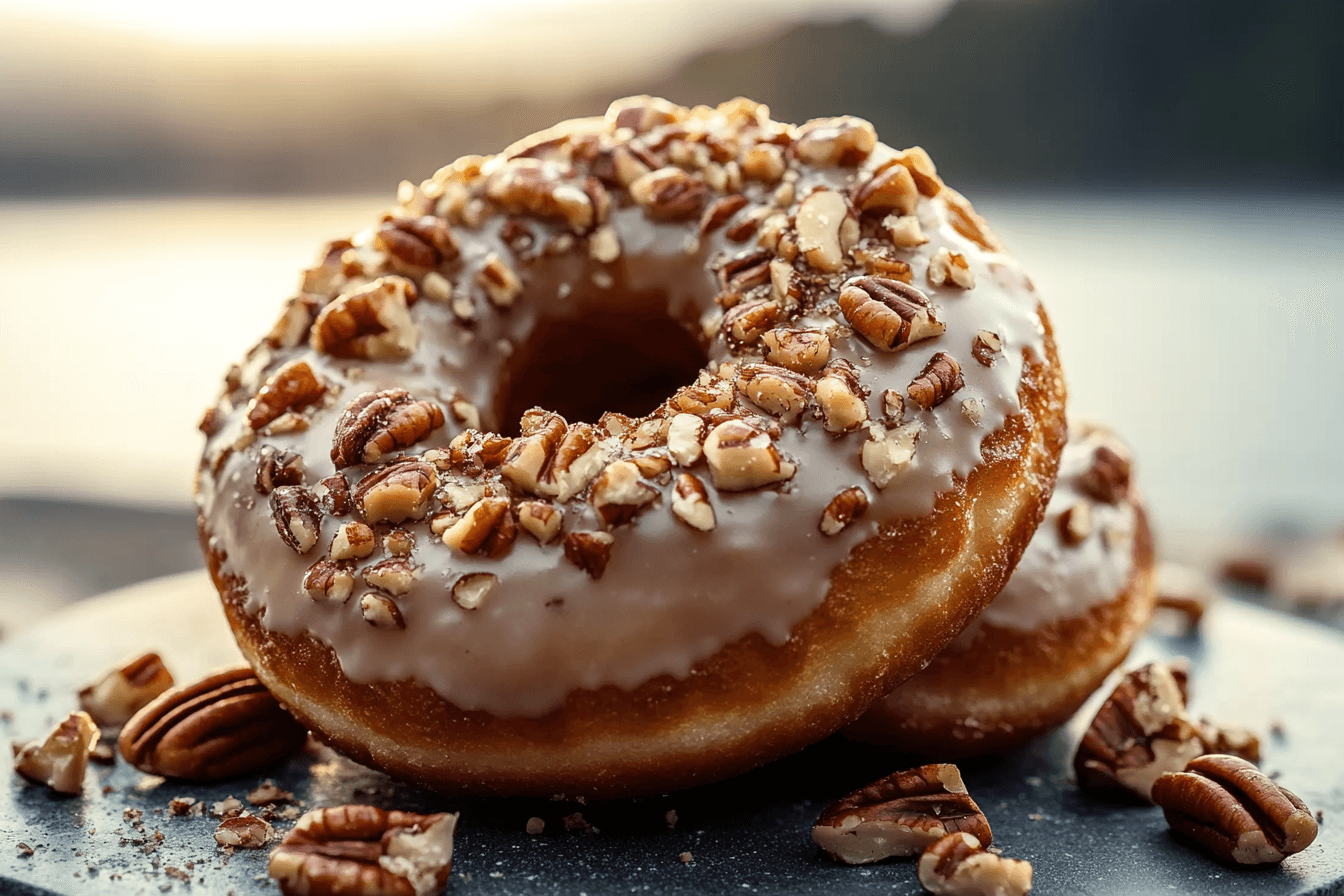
665,809,678,829
679,851,693,864
526,817,545,835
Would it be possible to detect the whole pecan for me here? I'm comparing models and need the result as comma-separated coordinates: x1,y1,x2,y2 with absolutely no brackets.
118,667,307,781
837,277,944,352
246,360,326,430
629,167,708,220
812,764,992,864
268,805,458,896
907,352,965,410
917,832,1032,896
311,277,420,361
270,486,323,554
1152,755,1318,865
331,390,445,468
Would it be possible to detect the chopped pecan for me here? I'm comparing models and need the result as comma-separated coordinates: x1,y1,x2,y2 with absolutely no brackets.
670,472,716,531
668,377,734,416
862,422,921,489
517,500,563,544
485,160,600,231
740,142,786,183
247,360,326,430
701,194,749,236
270,486,323,554
383,529,415,556
837,277,944,352
589,224,620,262
1152,755,1317,865
736,363,812,423
971,330,1002,366
362,557,420,596
702,419,795,491
1058,502,1093,546
812,764,991,864
269,805,457,896
538,422,606,501
360,593,405,630
1079,442,1133,505
590,460,659,527
815,360,869,433
907,353,964,410
1074,662,1205,801
331,390,445,467
960,398,985,425
883,213,928,248
12,711,100,794
943,187,1003,252
446,429,513,476
717,248,774,302
881,389,905,425
819,487,869,536
851,242,913,281
440,496,515,557
795,189,849,273
721,299,781,344
928,247,975,289
374,215,459,269
330,521,376,561
353,459,437,524
1198,721,1262,763
304,559,355,603
666,414,706,466
215,814,272,849
266,295,322,350
315,473,351,516
607,95,683,132
78,653,174,727
792,116,877,167
311,277,419,360
420,270,453,303
918,833,1033,896
255,446,306,495
477,252,522,307
894,147,942,196
451,572,498,610
564,531,615,579
852,163,918,216
761,327,831,374
118,667,307,781
629,167,708,220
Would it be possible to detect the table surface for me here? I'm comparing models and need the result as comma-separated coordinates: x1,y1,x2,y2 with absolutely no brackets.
1,571,1342,896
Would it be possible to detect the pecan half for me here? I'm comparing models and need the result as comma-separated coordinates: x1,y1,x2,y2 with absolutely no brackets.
563,531,614,579
270,486,323,554
819,487,869,536
629,167,708,220
247,360,326,430
331,390,445,467
353,460,436,524
917,833,1033,896
1152,755,1318,865
907,352,965,410
375,215,459,268
255,446,306,495
702,419,796,491
78,653,174,727
812,764,991,864
118,667,307,781
269,806,458,896
837,277,944,352
12,711,99,794
311,277,419,360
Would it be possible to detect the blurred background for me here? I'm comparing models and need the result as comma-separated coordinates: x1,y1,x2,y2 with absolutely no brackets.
1,0,1341,635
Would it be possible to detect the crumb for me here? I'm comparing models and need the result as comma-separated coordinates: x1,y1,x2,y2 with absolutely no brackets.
247,781,293,806
123,808,143,823
17,842,34,857
680,851,693,864
988,846,1004,855
1317,809,1325,823
525,817,545,835
136,775,166,791
168,797,198,817
1028,813,1044,821
101,785,115,795
665,809,678,829
212,797,243,818
165,867,190,883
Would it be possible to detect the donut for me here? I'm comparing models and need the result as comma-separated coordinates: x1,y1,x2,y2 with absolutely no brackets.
846,424,1155,756
195,96,1068,797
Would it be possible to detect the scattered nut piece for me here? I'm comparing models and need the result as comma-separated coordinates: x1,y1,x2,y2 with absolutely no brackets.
795,189,849,273
819,487,869,536
960,398,985,426
838,277,943,352
883,213,928,248
918,832,1033,896
362,557,420,596
517,501,563,544
78,654,175,727
853,163,918,216
270,486,323,554
792,116,877,167
248,781,293,806
1079,442,1133,504
702,419,796,491
667,414,707,466
12,711,99,795
360,593,405,630
331,389,445,467
477,252,522,307
927,247,975,289
736,363,812,423
215,814,272,849
629,167,708,220
311,277,419,360
452,572,498,611
247,360,326,430
971,330,1002,366
815,360,869,433
862,422,921,489
563,531,614,579
881,389,905,425
907,353,965,410
304,559,355,603
255,446,306,495
440,496,516,557
526,817,545,835
762,327,831,374
354,460,437,524
330,522,376,561
671,473,716,532
1058,502,1093,546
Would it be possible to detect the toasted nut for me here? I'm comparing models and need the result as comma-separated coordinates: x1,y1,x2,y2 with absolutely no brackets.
304,559,355,603
702,419,796,491
907,352,965,410
451,572,498,610
881,389,905,425
1197,721,1262,763
630,167,708,220
668,377,735,416
851,242,913,281
589,224,621,262
717,249,774,303
700,194,749,237
918,833,1033,896
360,593,405,630
330,522,376,561
375,215,460,268
362,557,420,596
1152,755,1318,865
815,360,869,433
795,189,849,273
440,496,516,558
736,363,812,423
311,276,419,360
971,330,1002,366
1074,662,1205,801
420,271,452,303
383,529,415,556
500,412,567,495
928,247,975,289
78,654,174,727
838,277,943,353
666,414,707,466
590,460,659,528
819,487,869,536
943,187,1003,252
862,422,921,489
448,397,480,430
486,159,598,231
255,446,306,495
270,486,323,554
606,95,683,132
894,146,942,196
353,460,437,524
268,806,457,896
670,473,716,531
247,360,325,430
477,252,522,307
12,712,99,794
1058,502,1093,545
762,327,831,374
331,390,445,467
792,116,877,167
446,429,513,476
538,422,606,502
265,295,322,350
960,398,985,425
1079,441,1133,505
722,299,781,344
563,531,614,579
215,815,272,849
812,764,991,864
852,163,918,216
517,500,563,544
315,473,351,516
883,213,928,248
740,142,786,182
118,667,307,781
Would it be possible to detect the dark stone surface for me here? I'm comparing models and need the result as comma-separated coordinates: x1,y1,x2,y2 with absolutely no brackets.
0,575,1340,895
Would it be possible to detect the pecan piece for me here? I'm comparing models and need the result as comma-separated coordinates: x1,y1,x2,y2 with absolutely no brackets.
761,327,831,375
700,194,749,235
375,215,459,268
666,413,707,466
362,557,420,596
815,360,869,433
812,764,991,864
917,833,1033,896
1058,502,1093,546
629,167,708,220
255,446,306,495
270,486,323,554
883,213,928,248
1152,755,1318,865
907,352,965,410
486,160,599,231
360,593,405,630
895,146,942,196
862,422,921,489
837,277,944,352
792,116,877,167
265,294,322,350
517,500,563,544
538,422,607,501
1079,442,1133,505
12,711,99,794
563,531,614,579
736,363,811,423
216,815,273,849
721,299,781,344
607,95,683,132
315,473,351,516
440,496,515,557
500,412,566,495
269,805,457,896
795,189,849,273
927,247,975,289
852,162,918,216
247,360,325,430
451,572,498,610
971,330,1002,366
331,390,445,467
702,419,796,491
590,460,659,528
819,487,869,536
353,460,436,524
311,277,419,360
78,653,174,727
717,248,774,301
304,559,355,603
118,667,307,781
670,472,715,532
330,521,376,561
1197,720,1262,763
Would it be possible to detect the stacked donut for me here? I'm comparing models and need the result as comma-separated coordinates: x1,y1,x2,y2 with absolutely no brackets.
194,95,1145,798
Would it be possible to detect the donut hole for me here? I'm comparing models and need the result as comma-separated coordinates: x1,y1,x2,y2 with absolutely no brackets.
495,306,708,435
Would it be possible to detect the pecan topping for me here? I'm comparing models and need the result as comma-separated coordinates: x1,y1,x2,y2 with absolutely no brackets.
331,390,445,467
881,389,905,425
304,559,355,603
374,215,459,269
917,833,1033,896
590,460,659,528
761,327,831,374
266,295,322,349
607,95,683,133
500,412,566,495
792,116,877,167
852,163,918,216
118,667,307,781
517,500,563,544
851,242,913,281
862,422,921,489
440,496,515,557
907,352,964,410
315,473,351,516
717,248,774,301
270,486,323,554
360,593,405,630
255,446,305,495
944,187,1003,252
1152,755,1318,865
670,472,716,532
736,363,811,423
268,806,457,896
837,277,944,352
819,487,869,536
311,277,419,360
12,711,99,795
895,146,942,196
78,653,174,727
477,252,522,307
629,167,708,220
215,815,272,849
928,247,975,289
666,413,707,466
740,142,786,182
701,194,749,235
812,764,991,864
485,160,601,231
1058,502,1093,545
446,429,513,475
451,572,498,610
1074,662,1205,801
564,531,614,579
1079,442,1133,504
362,557,420,596
815,360,869,433
330,521,376,561
795,189,849,273
420,271,452,303
247,360,326,430
971,330,1002,366
722,299,781,344
702,419,796,491
353,460,436,524
538,422,606,501
668,378,734,416
883,213,928,248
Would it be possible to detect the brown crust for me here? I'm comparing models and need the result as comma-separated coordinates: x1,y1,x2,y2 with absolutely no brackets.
201,315,1065,798
845,500,1157,757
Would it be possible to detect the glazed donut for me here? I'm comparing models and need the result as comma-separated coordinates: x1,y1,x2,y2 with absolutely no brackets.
846,424,1156,756
195,96,1068,797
